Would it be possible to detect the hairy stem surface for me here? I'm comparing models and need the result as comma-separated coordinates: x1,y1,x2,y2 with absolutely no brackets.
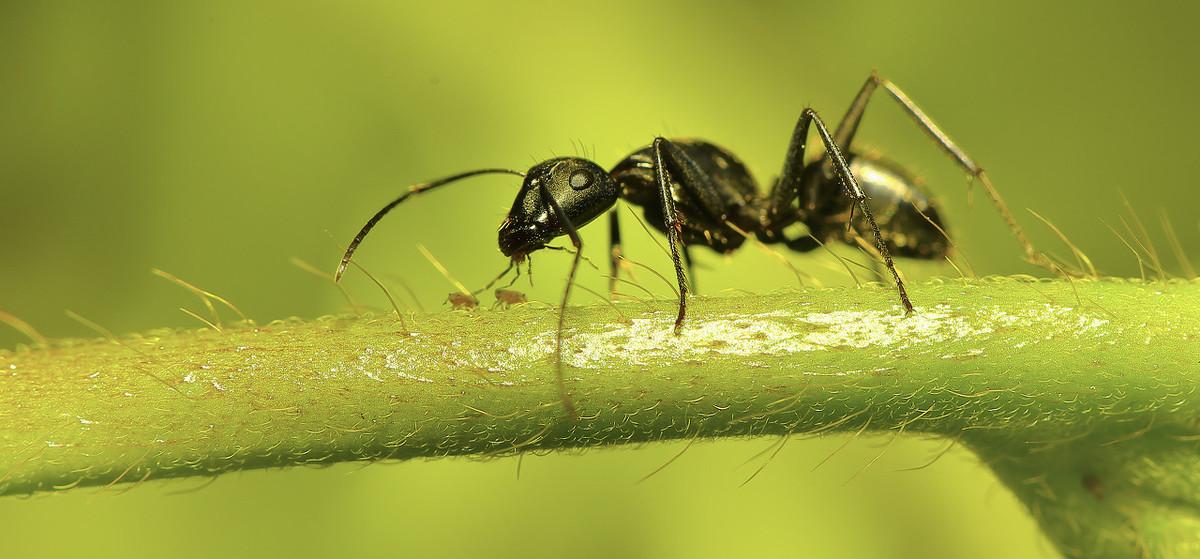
2,278,1198,557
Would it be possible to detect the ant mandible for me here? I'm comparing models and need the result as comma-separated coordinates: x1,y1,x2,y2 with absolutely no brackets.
336,72,1054,416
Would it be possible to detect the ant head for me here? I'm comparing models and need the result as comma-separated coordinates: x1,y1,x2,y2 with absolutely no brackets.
498,157,617,259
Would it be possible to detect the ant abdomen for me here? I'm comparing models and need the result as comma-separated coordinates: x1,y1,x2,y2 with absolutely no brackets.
802,154,952,260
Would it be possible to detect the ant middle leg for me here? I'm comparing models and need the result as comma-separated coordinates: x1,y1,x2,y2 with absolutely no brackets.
834,71,1066,275
648,137,762,332
652,136,853,328
651,138,692,334
609,201,697,298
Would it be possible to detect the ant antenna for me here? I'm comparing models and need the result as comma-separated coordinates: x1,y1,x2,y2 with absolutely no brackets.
336,168,524,281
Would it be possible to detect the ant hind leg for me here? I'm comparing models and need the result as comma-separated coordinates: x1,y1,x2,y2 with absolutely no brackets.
834,72,1074,276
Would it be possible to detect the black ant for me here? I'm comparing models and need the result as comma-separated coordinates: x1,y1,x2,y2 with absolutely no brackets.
336,72,1054,416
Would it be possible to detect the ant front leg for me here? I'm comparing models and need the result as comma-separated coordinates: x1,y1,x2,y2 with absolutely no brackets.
835,71,1067,275
539,181,582,419
770,108,914,314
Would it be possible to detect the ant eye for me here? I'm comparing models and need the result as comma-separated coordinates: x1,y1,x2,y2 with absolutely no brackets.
568,169,593,190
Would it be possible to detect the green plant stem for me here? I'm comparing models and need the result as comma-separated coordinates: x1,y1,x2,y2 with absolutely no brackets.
2,278,1198,557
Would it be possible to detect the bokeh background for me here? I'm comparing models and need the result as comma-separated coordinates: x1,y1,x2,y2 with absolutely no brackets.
2,2,1197,557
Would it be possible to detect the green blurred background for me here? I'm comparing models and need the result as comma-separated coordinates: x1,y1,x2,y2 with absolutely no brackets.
2,1,1197,557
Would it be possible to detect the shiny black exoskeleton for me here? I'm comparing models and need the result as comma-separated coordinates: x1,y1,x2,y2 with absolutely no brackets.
336,72,1047,416
609,140,950,260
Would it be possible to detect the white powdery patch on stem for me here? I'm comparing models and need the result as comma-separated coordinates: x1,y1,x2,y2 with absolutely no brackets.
557,303,1109,369
559,305,979,368
363,301,1110,377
